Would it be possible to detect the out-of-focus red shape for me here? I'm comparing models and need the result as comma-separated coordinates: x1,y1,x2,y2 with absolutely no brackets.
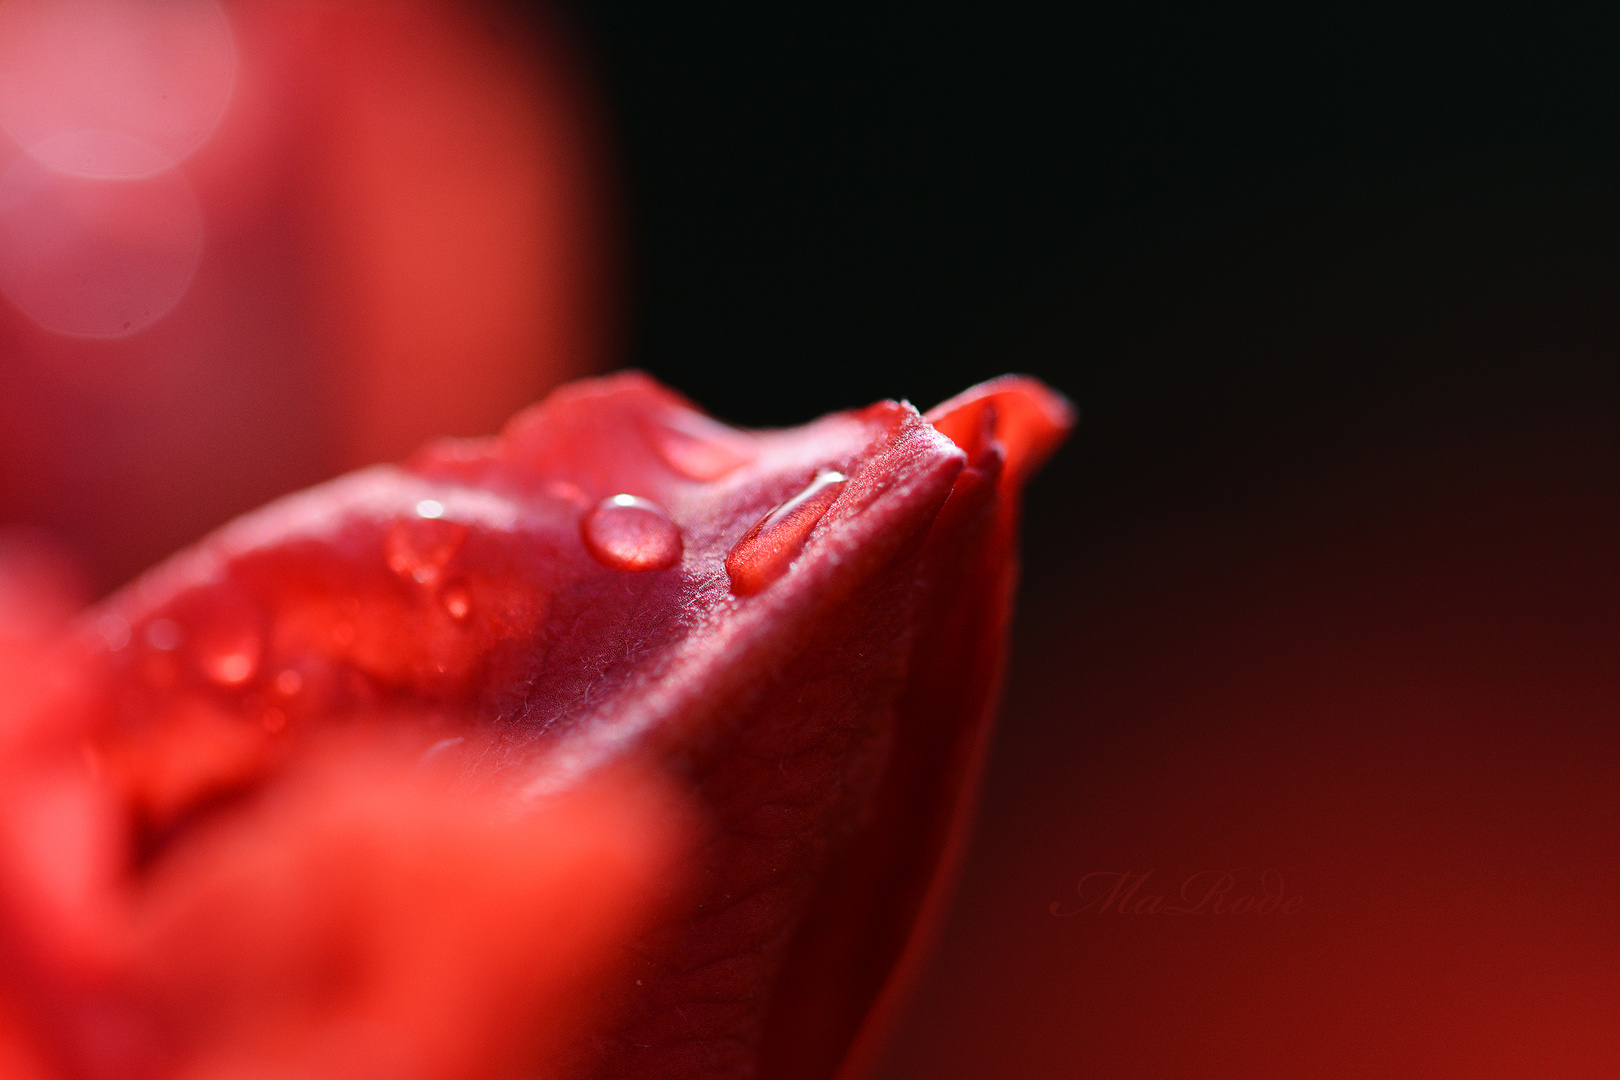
0,537,693,1079
0,0,617,592
0,0,236,178
129,760,690,1080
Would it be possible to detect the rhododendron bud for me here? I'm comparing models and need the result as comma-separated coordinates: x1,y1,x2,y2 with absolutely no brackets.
0,373,1070,1080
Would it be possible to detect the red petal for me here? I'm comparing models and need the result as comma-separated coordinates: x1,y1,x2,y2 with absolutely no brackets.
0,373,1071,1080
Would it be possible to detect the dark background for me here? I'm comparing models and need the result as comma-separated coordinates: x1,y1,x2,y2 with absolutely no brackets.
555,5,1619,1077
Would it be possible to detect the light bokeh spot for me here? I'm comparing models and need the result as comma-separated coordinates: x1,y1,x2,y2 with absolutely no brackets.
0,0,237,179
0,153,205,338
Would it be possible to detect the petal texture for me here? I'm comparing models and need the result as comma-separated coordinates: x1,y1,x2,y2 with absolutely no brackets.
0,373,1071,1080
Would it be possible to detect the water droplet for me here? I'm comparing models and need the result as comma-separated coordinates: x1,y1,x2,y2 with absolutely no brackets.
442,584,472,620
581,495,682,571
725,470,848,595
145,618,182,651
648,414,756,480
385,514,468,586
274,669,303,697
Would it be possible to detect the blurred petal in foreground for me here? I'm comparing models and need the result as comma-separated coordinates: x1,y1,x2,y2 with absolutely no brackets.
0,0,617,589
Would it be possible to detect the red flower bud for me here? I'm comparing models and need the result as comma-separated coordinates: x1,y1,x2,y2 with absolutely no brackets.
0,372,1070,1080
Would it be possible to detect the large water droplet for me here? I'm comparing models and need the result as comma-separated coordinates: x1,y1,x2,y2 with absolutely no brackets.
385,511,468,587
648,414,756,480
582,495,682,571
725,470,848,595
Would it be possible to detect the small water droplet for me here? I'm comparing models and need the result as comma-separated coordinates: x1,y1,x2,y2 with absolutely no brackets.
145,618,182,651
442,584,472,620
385,514,468,586
725,470,848,595
581,495,682,571
274,669,303,696
648,414,756,480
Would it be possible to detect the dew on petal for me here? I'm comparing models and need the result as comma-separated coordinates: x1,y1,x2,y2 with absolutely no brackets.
384,513,468,586
725,470,848,595
273,669,303,697
582,495,682,571
648,413,756,480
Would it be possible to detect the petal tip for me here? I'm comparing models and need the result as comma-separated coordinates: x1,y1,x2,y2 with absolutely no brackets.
924,374,1074,482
